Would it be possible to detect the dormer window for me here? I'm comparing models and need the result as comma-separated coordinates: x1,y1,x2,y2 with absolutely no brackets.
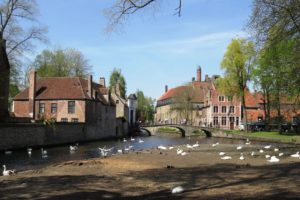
218,96,225,102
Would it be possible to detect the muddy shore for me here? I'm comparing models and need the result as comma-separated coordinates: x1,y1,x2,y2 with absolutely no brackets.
1,142,300,200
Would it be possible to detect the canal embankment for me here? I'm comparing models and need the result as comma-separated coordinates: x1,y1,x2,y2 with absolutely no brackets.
0,122,126,150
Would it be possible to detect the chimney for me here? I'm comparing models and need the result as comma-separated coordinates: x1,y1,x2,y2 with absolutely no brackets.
28,70,36,118
205,74,209,82
88,75,93,98
115,82,121,97
99,77,106,87
197,65,201,82
192,77,195,82
165,85,168,93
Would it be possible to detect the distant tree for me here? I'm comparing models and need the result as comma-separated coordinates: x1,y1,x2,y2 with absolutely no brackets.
170,83,197,126
31,48,92,79
109,68,127,99
219,38,255,131
136,90,155,123
104,0,182,32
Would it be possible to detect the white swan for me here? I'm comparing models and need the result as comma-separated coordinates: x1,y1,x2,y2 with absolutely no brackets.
186,144,193,149
251,151,255,156
259,149,264,153
157,145,167,150
123,138,127,142
69,145,78,151
41,148,48,158
130,137,135,141
169,146,174,150
236,146,243,150
98,147,114,157
219,152,226,156
290,152,300,158
4,150,12,155
240,153,245,160
264,145,271,149
245,138,251,145
177,149,183,155
221,156,232,160
171,186,184,194
268,156,280,163
192,141,199,148
181,152,188,156
2,165,15,176
212,142,219,147
274,148,279,152
278,152,284,157
265,155,270,159
138,138,144,143
27,148,32,156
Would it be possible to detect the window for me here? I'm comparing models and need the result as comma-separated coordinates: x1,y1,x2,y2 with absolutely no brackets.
229,106,235,113
95,92,99,99
229,117,235,123
221,117,226,125
51,103,57,113
68,101,75,114
213,117,218,126
39,103,45,113
71,118,79,122
222,106,227,113
228,96,233,101
213,106,218,113
61,118,68,122
218,96,225,102
116,100,119,104
236,117,239,126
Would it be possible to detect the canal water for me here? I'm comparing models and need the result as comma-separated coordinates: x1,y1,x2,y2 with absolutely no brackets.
0,133,299,172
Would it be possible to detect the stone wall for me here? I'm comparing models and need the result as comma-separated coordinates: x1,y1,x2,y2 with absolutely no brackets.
0,122,126,150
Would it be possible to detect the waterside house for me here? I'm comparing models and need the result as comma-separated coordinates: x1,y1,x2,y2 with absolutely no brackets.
12,70,134,136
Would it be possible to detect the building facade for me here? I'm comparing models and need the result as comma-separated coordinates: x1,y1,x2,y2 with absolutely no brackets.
12,71,130,136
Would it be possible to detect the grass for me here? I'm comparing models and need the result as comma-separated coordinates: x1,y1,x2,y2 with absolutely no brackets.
157,127,180,134
223,130,300,143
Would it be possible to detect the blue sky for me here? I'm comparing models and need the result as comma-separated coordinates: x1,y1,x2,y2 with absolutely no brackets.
30,0,253,99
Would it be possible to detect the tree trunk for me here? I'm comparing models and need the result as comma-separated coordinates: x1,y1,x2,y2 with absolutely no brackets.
242,91,248,132
0,39,10,122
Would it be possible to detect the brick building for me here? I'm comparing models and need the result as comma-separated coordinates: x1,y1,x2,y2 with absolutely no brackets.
13,71,134,136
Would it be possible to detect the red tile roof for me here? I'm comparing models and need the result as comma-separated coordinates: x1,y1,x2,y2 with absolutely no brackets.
157,81,212,103
13,77,111,104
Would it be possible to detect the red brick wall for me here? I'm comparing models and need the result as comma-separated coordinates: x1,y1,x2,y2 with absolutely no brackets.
13,101,30,118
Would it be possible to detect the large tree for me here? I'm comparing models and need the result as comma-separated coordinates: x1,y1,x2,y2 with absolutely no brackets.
219,38,255,131
109,68,127,99
30,48,92,79
170,83,197,126
0,0,46,119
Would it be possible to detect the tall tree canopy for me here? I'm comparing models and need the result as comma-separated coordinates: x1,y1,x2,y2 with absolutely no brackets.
109,68,127,99
136,90,155,123
31,48,92,78
218,38,255,130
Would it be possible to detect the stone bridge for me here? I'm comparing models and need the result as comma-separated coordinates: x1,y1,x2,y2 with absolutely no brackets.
140,124,221,137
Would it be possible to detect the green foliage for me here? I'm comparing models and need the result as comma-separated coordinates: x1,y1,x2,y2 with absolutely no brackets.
109,68,127,99
31,48,92,78
157,127,180,134
219,38,255,131
136,90,155,123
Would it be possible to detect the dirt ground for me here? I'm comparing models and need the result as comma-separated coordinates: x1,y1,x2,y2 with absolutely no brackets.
1,143,300,200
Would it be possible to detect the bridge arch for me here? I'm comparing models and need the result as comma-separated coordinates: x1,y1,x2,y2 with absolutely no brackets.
140,125,185,137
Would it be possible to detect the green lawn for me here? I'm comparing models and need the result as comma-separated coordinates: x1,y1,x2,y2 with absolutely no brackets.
157,127,180,134
224,130,300,143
